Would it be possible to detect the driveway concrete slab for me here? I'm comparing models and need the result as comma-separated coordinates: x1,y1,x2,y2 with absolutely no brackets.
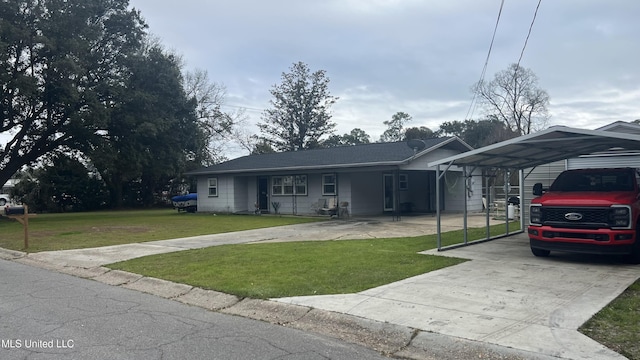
276,234,640,359
24,213,503,268
27,243,187,268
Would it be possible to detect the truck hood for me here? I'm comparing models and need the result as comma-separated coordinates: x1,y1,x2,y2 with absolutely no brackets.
533,191,637,206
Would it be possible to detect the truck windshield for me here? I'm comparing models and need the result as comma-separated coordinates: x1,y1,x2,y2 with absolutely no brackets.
549,171,634,192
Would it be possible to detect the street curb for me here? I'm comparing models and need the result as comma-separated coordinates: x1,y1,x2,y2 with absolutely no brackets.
4,253,559,360
93,269,143,285
290,308,415,356
122,276,193,299
175,287,241,311
0,247,26,260
221,298,311,324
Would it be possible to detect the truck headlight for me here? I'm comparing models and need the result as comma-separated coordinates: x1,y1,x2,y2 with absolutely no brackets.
609,205,631,229
530,205,542,225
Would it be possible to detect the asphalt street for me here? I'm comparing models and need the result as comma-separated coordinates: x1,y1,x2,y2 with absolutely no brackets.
0,259,390,360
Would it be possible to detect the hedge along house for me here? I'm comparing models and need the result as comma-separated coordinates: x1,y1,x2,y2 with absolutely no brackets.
186,137,482,216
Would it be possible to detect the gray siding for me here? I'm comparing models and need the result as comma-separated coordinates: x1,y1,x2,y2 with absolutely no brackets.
401,149,462,171
245,177,258,211
351,171,383,216
197,174,236,213
522,160,567,222
267,173,353,216
568,153,640,169
234,177,248,212
441,169,483,212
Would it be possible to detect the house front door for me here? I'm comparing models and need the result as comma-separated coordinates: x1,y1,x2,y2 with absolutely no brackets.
383,174,395,211
257,177,269,213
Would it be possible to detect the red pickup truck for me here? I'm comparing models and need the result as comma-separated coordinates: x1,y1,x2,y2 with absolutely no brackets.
528,168,640,263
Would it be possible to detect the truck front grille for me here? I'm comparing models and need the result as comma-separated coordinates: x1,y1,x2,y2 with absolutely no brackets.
542,207,610,229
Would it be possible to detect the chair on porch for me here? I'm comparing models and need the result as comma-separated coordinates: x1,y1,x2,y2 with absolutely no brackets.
338,201,349,218
311,199,326,215
320,198,337,216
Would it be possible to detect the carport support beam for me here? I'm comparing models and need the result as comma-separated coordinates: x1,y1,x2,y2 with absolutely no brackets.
436,164,441,250
504,170,509,235
436,162,454,250
519,169,525,231
485,169,490,239
463,165,468,245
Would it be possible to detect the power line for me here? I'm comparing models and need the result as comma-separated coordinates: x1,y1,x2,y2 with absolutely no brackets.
516,0,542,68
220,104,264,113
465,0,505,121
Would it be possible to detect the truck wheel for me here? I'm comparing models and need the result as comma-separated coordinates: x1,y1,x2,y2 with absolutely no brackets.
531,247,550,257
0,198,6,206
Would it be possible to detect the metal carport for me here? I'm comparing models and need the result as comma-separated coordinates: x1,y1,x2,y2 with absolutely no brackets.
428,125,640,251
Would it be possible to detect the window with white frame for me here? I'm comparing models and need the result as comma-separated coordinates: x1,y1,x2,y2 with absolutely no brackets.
322,174,337,195
272,175,307,195
208,177,218,196
399,174,409,191
295,175,307,195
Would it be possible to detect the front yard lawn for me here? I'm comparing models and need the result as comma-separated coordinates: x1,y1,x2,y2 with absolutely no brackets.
109,236,466,299
0,209,320,252
580,279,640,360
107,223,514,299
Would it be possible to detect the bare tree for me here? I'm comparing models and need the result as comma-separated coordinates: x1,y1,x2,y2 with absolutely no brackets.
473,63,550,135
184,69,245,164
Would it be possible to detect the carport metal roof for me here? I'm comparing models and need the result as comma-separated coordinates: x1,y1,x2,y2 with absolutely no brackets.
428,126,640,170
426,125,640,251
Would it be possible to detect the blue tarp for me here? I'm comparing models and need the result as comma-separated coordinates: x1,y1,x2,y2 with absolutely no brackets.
171,193,197,202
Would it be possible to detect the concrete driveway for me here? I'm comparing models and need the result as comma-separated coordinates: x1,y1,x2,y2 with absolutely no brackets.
26,213,503,268
277,233,640,360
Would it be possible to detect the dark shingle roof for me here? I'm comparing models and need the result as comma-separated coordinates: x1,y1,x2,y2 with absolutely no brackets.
188,137,467,175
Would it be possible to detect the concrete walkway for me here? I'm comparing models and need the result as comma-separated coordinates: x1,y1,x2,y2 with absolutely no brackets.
5,213,640,359
27,213,503,268
277,234,640,360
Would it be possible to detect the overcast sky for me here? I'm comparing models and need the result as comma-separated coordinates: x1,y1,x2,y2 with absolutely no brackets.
127,0,639,148
7,1,639,158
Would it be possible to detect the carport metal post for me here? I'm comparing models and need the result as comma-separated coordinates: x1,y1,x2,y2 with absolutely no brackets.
485,168,490,239
463,165,468,245
436,164,441,249
519,169,525,231
436,161,455,250
504,170,509,235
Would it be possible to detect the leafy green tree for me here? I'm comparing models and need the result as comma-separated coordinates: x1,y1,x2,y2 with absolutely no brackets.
379,112,412,142
259,62,338,151
472,63,550,135
251,139,276,155
0,0,146,189
404,126,434,140
322,128,371,147
436,118,516,148
11,155,108,212
88,44,203,208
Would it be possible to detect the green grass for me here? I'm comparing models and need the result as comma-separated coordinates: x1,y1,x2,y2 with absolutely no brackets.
108,222,517,299
0,209,320,252
579,280,640,360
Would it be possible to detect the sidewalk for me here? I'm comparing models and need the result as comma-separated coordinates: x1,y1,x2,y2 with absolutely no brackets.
1,214,636,359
